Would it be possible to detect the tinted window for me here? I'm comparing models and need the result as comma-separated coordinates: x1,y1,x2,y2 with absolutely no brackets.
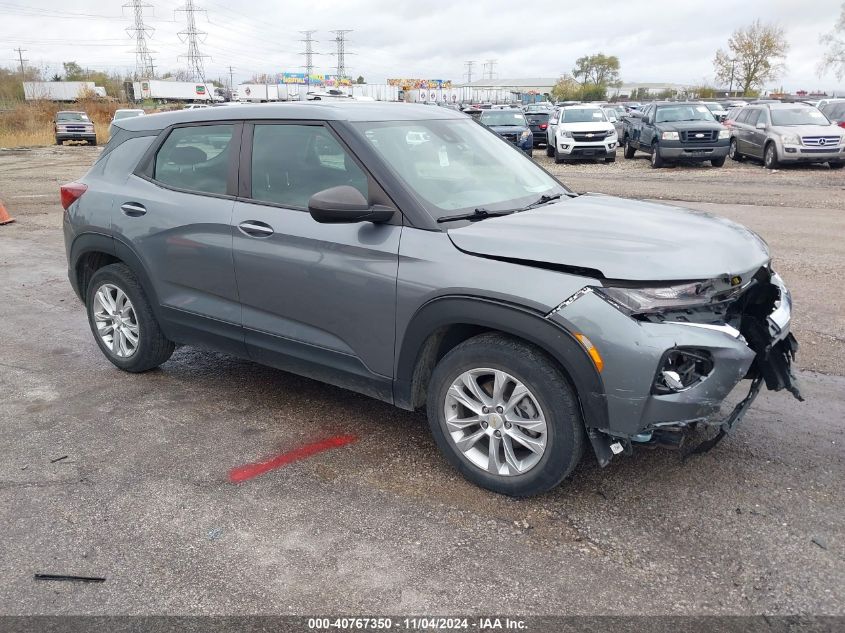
251,124,367,208
154,125,234,195
745,110,761,126
822,102,845,119
735,109,751,123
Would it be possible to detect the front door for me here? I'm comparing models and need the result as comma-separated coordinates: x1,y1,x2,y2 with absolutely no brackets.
231,122,401,401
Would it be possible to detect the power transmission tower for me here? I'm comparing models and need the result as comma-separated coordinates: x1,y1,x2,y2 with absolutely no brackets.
14,47,27,79
483,59,498,80
176,0,209,83
124,0,156,79
330,30,353,83
299,30,319,92
464,60,475,84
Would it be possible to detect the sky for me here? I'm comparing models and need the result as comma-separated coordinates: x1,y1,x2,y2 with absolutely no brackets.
3,0,844,92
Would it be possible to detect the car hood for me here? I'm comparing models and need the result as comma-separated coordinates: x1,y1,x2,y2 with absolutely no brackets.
447,194,770,281
559,121,615,132
656,120,724,131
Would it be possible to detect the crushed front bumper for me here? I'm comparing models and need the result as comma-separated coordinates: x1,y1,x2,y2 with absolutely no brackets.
549,268,802,462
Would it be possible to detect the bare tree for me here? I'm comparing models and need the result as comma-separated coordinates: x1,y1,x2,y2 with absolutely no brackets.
713,21,789,95
820,2,845,80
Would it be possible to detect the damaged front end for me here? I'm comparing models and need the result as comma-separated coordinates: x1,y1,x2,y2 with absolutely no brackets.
549,264,803,463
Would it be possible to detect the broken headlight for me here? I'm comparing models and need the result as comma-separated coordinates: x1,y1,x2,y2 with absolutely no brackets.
593,280,743,316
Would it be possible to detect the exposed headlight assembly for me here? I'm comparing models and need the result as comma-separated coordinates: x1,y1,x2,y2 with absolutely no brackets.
661,131,679,140
593,280,744,316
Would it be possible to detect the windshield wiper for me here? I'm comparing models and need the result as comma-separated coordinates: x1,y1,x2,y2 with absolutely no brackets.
436,207,516,223
519,192,566,211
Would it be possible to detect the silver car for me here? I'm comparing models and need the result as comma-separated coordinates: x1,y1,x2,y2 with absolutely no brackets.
729,103,845,169
61,103,802,496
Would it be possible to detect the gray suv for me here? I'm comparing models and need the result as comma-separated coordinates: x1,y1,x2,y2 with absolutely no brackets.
729,103,845,169
61,103,802,497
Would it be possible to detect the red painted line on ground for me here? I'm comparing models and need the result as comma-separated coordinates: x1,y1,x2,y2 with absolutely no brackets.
229,434,358,483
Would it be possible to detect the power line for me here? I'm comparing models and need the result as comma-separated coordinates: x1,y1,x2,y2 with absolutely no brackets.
175,0,209,83
330,30,352,82
299,30,319,91
464,60,475,84
124,0,156,79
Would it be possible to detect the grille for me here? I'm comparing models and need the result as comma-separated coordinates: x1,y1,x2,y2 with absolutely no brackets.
800,148,838,154
681,130,717,143
571,130,610,142
801,135,840,147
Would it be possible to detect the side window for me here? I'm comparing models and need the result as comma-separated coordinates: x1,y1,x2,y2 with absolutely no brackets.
745,110,761,126
250,124,368,209
153,124,234,195
736,108,750,124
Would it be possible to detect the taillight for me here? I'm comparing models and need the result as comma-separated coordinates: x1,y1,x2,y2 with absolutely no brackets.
60,182,88,210
540,123,548,130
838,121,845,129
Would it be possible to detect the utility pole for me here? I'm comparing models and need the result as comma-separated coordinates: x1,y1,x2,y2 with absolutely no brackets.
728,58,737,96
299,30,319,95
228,65,235,91
330,30,353,83
14,47,27,79
483,59,497,80
124,0,156,79
176,0,209,84
464,60,475,84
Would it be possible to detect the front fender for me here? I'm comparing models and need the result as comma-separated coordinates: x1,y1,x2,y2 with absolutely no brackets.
393,295,609,432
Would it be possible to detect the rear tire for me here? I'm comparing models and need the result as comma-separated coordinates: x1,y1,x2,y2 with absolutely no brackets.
86,263,175,373
623,138,636,159
764,142,780,169
426,333,584,497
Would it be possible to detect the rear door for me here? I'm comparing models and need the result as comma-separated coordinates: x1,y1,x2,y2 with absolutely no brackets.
117,122,245,354
743,109,764,157
230,121,401,400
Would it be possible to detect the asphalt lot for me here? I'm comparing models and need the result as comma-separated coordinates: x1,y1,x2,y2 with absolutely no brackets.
0,146,843,616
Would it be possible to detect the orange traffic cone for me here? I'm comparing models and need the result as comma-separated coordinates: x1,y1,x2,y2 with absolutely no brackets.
0,198,14,225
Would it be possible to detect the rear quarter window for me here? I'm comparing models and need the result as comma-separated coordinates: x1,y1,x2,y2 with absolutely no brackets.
153,125,234,195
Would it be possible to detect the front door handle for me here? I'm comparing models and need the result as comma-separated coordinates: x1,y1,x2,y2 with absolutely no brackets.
120,202,147,217
238,220,274,238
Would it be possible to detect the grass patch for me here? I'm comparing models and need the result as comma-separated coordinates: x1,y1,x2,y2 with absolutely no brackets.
0,100,144,148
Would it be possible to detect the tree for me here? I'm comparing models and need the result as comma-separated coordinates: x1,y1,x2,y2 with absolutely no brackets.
355,75,365,84
820,2,845,79
713,21,789,95
550,74,581,101
62,61,85,81
572,53,621,88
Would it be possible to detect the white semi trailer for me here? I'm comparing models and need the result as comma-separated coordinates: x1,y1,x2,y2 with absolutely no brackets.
132,80,221,102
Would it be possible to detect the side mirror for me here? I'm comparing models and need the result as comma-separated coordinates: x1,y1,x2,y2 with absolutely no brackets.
755,121,767,130
642,116,651,124
308,186,394,224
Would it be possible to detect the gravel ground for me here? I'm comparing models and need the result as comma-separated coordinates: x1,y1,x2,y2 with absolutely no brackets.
0,146,843,617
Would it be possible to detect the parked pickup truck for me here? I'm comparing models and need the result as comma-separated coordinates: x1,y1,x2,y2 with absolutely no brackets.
623,102,729,168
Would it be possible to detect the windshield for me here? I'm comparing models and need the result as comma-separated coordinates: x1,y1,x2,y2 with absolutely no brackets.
703,103,724,112
770,107,830,126
654,104,715,122
56,112,89,122
479,110,527,126
352,119,567,219
561,108,606,123
114,110,143,120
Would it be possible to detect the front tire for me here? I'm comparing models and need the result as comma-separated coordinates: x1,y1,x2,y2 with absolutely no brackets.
829,161,844,170
86,263,175,372
554,147,564,164
426,333,585,497
545,144,554,157
623,138,636,159
729,138,743,161
711,156,726,167
764,142,780,169
650,143,664,168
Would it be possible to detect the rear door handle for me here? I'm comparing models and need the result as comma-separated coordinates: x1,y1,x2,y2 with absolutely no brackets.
120,202,147,217
238,221,274,238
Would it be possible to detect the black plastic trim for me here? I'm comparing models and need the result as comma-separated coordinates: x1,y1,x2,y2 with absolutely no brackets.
393,295,609,431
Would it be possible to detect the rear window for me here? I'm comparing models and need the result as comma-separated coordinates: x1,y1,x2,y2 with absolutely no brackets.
822,102,845,119
153,124,234,195
526,113,549,124
480,111,527,126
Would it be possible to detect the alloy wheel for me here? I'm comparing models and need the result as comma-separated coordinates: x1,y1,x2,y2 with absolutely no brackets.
92,283,139,358
443,368,547,476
